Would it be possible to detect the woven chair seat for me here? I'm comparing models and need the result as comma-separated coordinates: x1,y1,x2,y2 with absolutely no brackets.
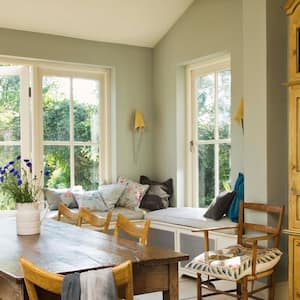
185,244,282,281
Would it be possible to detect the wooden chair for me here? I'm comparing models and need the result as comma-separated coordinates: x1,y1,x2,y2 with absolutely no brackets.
57,204,79,224
114,213,151,246
187,202,284,300
19,256,134,300
77,207,112,234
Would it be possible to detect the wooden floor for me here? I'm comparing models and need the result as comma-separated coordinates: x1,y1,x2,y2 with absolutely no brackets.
134,276,288,300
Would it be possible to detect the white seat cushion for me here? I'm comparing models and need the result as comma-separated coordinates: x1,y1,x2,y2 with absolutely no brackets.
185,244,282,281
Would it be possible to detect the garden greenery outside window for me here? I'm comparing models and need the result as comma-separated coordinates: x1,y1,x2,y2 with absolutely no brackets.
0,60,111,209
187,55,231,207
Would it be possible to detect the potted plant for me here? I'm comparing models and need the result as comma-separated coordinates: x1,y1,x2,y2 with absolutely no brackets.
0,155,49,235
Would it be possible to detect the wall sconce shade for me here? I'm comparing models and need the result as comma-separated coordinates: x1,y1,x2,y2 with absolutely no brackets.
234,97,244,123
134,111,145,130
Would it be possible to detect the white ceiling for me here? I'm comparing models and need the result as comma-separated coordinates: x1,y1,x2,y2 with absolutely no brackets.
0,0,194,48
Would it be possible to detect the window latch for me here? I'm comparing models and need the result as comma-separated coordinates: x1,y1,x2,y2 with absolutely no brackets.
189,140,194,152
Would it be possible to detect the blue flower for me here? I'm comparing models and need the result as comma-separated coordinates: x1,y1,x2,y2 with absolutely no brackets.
0,170,5,175
8,161,14,165
16,155,21,160
13,170,19,176
0,177,3,183
9,168,15,174
44,170,50,177
17,179,22,186
26,162,32,168
23,159,30,162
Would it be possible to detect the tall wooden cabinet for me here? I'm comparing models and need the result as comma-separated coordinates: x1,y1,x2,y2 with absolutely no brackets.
285,1,300,299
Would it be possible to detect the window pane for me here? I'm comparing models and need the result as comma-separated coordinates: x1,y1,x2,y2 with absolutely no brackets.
75,145,99,190
44,145,70,188
0,146,20,210
0,146,20,166
197,73,215,140
219,143,231,191
198,144,214,207
0,75,20,141
73,78,100,142
43,76,70,141
218,70,231,139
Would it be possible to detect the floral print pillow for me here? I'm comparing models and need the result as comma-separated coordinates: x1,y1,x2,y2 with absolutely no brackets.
117,176,149,209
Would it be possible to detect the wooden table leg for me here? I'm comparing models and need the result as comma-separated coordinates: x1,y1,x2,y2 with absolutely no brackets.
163,263,179,300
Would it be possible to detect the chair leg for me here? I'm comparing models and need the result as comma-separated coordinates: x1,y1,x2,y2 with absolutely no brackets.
241,277,248,300
197,273,202,300
237,282,242,299
268,273,275,300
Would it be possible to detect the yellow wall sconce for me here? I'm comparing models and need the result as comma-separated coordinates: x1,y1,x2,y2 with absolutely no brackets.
134,111,145,130
133,111,145,162
234,97,244,132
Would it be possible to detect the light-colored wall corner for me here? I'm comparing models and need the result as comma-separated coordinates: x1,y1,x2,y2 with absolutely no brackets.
266,0,288,282
243,0,288,281
153,0,243,205
0,28,154,182
243,0,268,205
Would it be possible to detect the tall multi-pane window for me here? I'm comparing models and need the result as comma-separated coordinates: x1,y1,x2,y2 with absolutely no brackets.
0,62,111,209
40,72,103,190
187,56,231,207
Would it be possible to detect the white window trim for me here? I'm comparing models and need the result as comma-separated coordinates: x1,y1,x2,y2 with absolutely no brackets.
0,56,113,187
186,54,231,207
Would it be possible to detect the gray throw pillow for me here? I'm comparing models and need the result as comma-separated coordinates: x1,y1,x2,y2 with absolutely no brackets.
44,188,78,210
204,191,236,220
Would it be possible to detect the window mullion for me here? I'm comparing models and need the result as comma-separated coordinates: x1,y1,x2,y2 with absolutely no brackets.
70,78,75,188
214,72,219,198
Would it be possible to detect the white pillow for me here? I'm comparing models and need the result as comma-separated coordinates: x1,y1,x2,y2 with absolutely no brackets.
98,184,125,209
117,176,149,209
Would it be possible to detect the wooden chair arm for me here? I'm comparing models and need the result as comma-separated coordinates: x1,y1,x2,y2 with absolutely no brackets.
191,225,238,252
191,225,238,233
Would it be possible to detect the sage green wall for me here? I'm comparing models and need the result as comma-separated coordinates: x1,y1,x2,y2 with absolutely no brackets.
153,0,244,206
242,0,288,282
153,0,288,281
0,28,154,182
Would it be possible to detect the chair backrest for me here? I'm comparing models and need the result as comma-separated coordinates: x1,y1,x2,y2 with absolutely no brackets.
112,260,134,300
77,207,112,234
114,213,151,246
19,256,64,300
19,256,133,300
237,201,284,248
57,204,79,224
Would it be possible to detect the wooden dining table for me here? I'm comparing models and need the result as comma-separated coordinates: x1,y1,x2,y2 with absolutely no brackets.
0,214,189,300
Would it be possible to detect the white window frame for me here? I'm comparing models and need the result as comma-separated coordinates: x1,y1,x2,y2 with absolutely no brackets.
0,57,112,188
0,65,31,159
186,54,231,208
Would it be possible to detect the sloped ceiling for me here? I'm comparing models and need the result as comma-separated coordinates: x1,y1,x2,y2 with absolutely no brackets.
0,0,194,47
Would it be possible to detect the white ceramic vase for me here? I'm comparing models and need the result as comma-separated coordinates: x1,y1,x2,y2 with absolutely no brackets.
16,202,41,235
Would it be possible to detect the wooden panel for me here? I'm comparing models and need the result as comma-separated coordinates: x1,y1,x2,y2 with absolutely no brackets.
133,264,169,294
294,237,300,300
289,86,300,229
288,3,300,81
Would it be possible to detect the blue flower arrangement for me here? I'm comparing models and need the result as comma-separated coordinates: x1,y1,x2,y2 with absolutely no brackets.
0,155,49,204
